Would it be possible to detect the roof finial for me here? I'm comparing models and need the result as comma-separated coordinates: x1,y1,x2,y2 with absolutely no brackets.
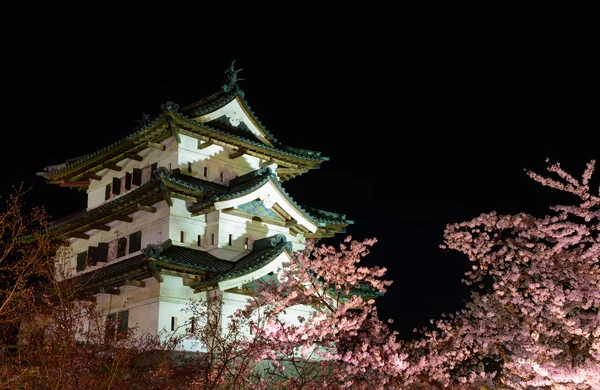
222,60,244,93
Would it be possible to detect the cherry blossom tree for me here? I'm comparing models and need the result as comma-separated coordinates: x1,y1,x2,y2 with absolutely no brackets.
1,185,407,389
175,236,409,389
405,159,599,389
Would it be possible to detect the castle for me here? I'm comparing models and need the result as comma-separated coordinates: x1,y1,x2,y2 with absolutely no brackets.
38,64,352,347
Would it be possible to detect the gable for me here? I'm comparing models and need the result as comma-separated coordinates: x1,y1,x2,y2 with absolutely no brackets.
193,96,275,147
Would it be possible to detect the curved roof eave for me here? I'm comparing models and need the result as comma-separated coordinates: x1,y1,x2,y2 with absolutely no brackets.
188,167,351,229
41,117,167,179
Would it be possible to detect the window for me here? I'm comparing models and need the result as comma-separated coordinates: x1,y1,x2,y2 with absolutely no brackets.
129,231,142,253
117,311,129,334
228,234,232,246
188,162,192,173
180,231,185,243
197,235,201,247
117,237,127,258
112,177,121,195
132,168,142,186
211,233,215,246
244,237,249,250
190,317,196,333
98,243,109,263
106,310,129,338
105,184,111,200
125,172,132,190
203,167,208,177
151,162,158,175
76,251,87,271
88,246,98,266
220,172,224,181
171,317,177,331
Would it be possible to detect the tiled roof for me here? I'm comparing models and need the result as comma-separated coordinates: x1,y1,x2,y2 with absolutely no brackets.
143,241,233,273
75,254,150,290
168,108,327,162
34,169,225,240
42,117,163,176
43,83,327,179
188,167,351,226
189,234,291,289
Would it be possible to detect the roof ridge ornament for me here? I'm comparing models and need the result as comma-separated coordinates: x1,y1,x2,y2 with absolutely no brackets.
222,60,244,95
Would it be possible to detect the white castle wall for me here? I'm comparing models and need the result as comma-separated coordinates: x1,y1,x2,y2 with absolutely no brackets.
87,137,179,210
96,277,161,337
56,133,320,350
65,201,170,278
178,134,262,185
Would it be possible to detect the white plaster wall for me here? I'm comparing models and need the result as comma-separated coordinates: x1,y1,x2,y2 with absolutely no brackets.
178,134,263,185
96,276,161,337
87,137,179,209
158,275,207,351
221,292,316,338
218,212,307,254
66,202,170,277
169,198,209,249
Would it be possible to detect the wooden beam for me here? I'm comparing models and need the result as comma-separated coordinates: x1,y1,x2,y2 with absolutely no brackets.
104,163,122,172
60,180,90,188
136,203,156,213
147,141,166,151
70,232,89,240
277,168,309,174
229,147,247,160
285,219,298,228
170,193,197,202
90,223,111,232
183,277,200,286
125,153,143,162
83,173,102,181
159,182,172,207
113,215,133,223
197,140,213,150
125,280,146,288
170,125,181,143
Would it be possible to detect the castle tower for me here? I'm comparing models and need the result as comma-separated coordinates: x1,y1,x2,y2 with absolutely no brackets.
37,65,352,346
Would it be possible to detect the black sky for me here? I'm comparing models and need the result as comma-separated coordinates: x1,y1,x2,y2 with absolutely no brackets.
2,50,597,339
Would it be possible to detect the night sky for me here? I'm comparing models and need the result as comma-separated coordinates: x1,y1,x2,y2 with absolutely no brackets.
2,51,597,339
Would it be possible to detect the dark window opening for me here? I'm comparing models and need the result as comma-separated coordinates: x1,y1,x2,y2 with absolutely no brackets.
171,317,177,331
151,162,158,176
125,172,132,190
211,233,215,246
188,162,192,173
190,317,196,333
88,246,98,266
105,184,111,200
197,235,201,247
220,172,224,181
76,251,87,271
112,177,121,195
180,231,185,243
228,234,232,246
129,231,142,253
132,168,142,186
98,243,109,263
117,237,127,258
203,167,207,177
117,310,129,334
244,237,249,250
